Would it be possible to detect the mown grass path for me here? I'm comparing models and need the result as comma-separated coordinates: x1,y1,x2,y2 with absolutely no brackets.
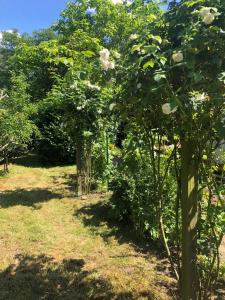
0,158,174,300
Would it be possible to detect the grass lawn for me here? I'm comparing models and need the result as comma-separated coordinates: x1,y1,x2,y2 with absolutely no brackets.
0,155,175,299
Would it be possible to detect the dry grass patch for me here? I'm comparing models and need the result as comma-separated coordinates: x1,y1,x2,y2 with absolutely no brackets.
0,156,175,299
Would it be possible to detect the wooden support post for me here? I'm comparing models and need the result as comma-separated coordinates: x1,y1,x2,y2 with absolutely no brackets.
181,139,199,300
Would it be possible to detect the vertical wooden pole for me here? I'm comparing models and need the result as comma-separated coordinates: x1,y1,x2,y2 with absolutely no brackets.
181,139,199,300
76,137,83,197
106,130,109,192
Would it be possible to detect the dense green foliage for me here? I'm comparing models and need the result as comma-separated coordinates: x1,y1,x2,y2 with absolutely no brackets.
0,74,37,166
0,0,224,298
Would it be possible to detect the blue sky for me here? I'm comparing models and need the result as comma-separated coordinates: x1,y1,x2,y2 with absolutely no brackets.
0,0,69,34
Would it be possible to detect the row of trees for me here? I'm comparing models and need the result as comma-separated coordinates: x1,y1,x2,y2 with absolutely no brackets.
0,0,224,299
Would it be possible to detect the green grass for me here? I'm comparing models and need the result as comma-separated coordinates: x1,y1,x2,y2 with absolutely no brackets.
0,157,175,300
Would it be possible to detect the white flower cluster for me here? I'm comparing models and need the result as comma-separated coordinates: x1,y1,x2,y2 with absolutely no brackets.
190,91,209,102
199,7,219,25
99,48,115,71
162,103,177,115
77,102,88,111
84,80,101,91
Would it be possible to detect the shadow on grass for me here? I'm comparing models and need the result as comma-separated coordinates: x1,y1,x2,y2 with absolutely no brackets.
75,201,179,298
74,201,158,256
10,153,74,169
10,154,53,168
0,254,135,300
0,188,63,209
50,173,77,199
64,173,77,193
75,201,225,299
52,173,77,194
0,170,8,177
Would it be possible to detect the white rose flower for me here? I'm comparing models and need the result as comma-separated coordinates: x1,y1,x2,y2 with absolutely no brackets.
101,60,115,71
172,51,184,63
77,106,82,111
101,60,110,71
99,48,115,71
199,7,219,25
162,103,177,115
100,48,110,61
199,7,211,18
137,83,142,89
202,13,215,24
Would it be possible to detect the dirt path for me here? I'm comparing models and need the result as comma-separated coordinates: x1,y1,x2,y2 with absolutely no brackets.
0,162,174,300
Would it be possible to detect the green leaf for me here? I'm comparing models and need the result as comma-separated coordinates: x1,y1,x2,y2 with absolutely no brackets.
143,44,159,54
131,44,142,53
81,50,95,57
154,72,166,82
159,56,167,66
147,34,162,44
169,96,181,109
185,0,204,8
143,59,155,69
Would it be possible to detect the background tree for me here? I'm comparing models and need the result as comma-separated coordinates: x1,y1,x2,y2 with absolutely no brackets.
0,74,37,170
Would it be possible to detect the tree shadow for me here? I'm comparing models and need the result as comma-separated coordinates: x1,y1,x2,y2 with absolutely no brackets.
50,173,78,199
0,188,63,209
10,153,75,169
0,170,7,176
74,201,179,297
0,253,135,300
10,154,53,168
74,201,225,298
74,200,159,256
64,173,77,192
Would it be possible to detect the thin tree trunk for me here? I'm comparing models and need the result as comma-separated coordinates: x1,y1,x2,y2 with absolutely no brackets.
76,141,83,197
3,151,9,173
76,138,92,196
180,139,199,300
5,154,9,172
